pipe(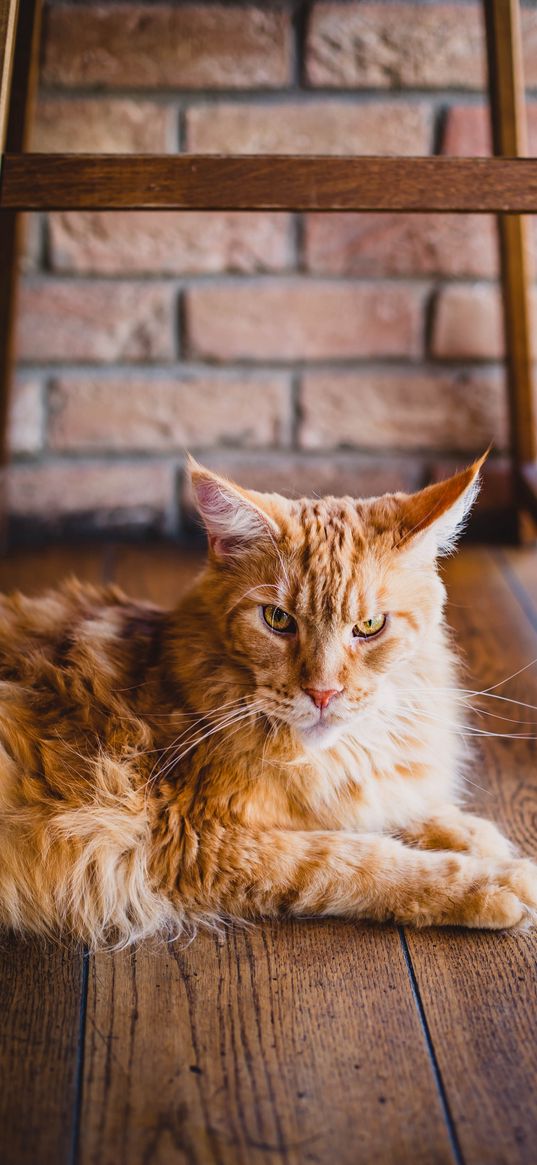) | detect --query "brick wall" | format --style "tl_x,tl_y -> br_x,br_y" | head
9,0 -> 537,538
